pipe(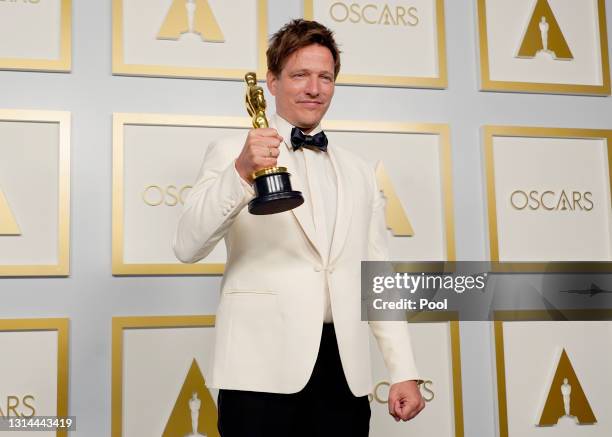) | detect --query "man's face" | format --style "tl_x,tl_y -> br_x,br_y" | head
267,44 -> 335,133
